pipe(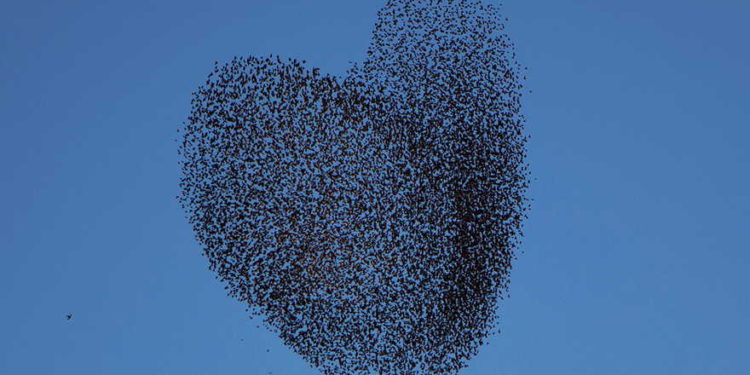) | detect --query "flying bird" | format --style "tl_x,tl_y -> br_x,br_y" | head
178,0 -> 529,374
